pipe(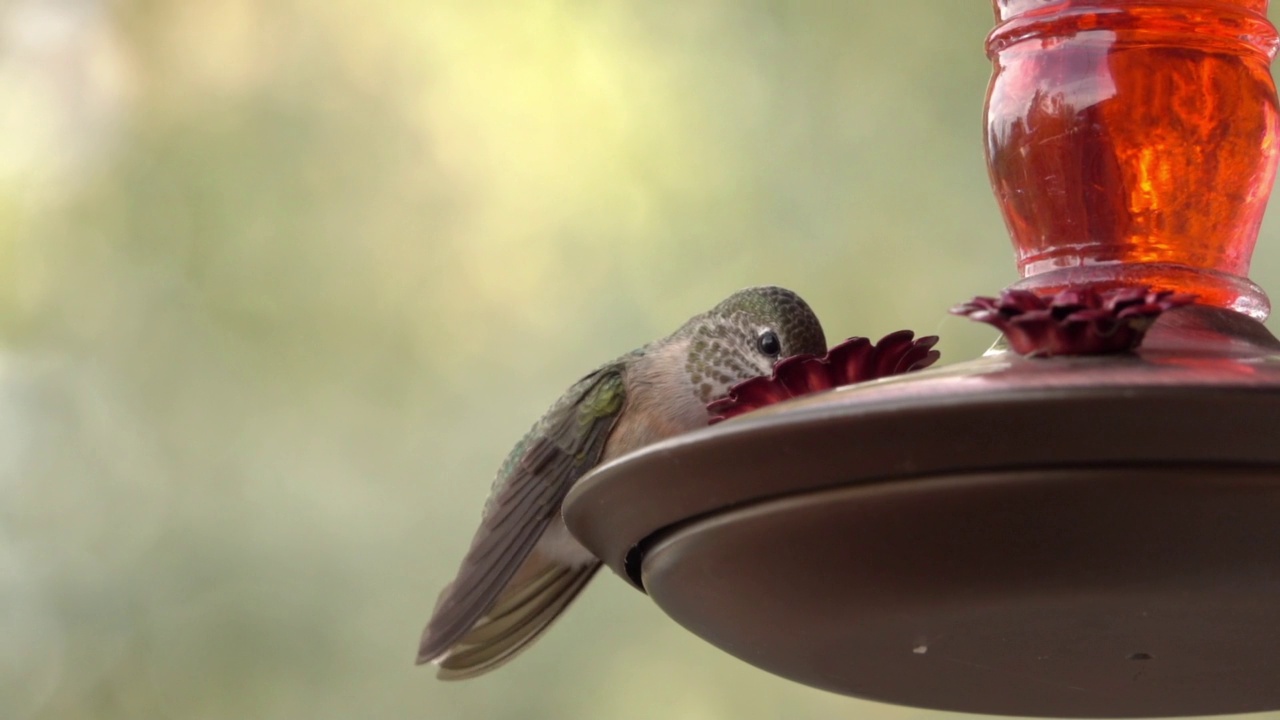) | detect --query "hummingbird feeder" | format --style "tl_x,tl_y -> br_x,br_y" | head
564,1 -> 1280,716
